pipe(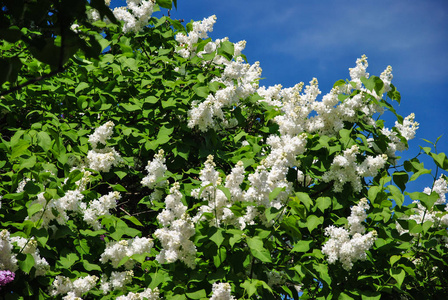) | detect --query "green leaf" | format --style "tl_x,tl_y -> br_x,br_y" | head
241,279 -> 257,298
361,76 -> 384,95
186,289 -> 207,299
28,203 -> 43,217
390,255 -> 401,266
390,268 -> 405,288
216,185 -> 231,201
392,172 -> 409,192
20,155 -> 37,170
241,279 -> 272,298
209,227 -> 225,248
11,140 -> 30,159
339,128 -> 354,147
333,79 -> 346,88
83,260 -> 102,271
247,237 -> 272,262
37,131 -> 52,152
157,125 -> 174,145
31,227 -> 49,247
193,85 -> 209,98
292,240 -> 312,253
406,191 -> 439,210
149,271 -> 170,289
217,40 -> 235,60
361,291 -> 381,300
123,215 -> 143,226
294,192 -> 313,211
315,197 -> 331,212
111,184 -> 128,192
121,102 -> 141,111
387,185 -> 404,207
156,0 -> 172,9
228,229 -> 243,247
57,253 -> 79,269
430,152 -> 448,169
18,253 -> 35,274
338,292 -> 355,300
306,215 -> 323,233
75,82 -> 90,94
368,186 -> 381,204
